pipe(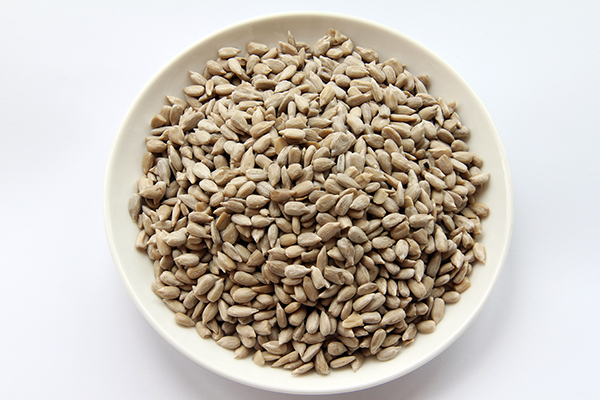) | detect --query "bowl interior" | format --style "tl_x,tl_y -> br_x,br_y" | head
104,12 -> 513,395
